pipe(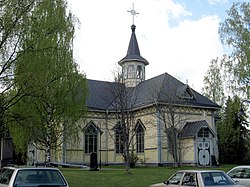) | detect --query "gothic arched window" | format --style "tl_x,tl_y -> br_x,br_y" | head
135,121 -> 145,153
115,123 -> 124,154
84,122 -> 98,153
